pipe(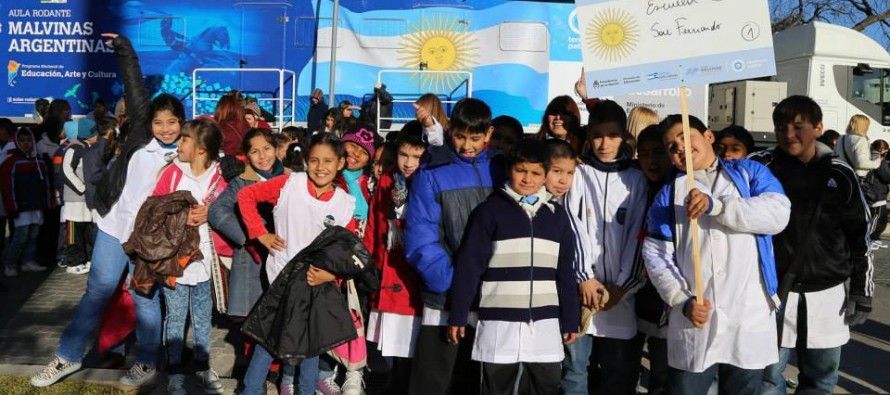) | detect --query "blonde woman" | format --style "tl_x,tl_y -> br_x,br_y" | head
627,106 -> 659,156
836,114 -> 879,176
